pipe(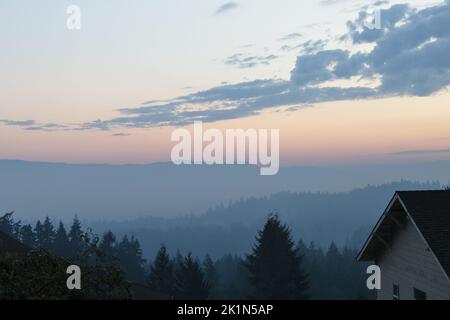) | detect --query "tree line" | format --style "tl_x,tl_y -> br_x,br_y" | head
146,215 -> 373,300
0,212 -> 373,299
0,212 -> 146,283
